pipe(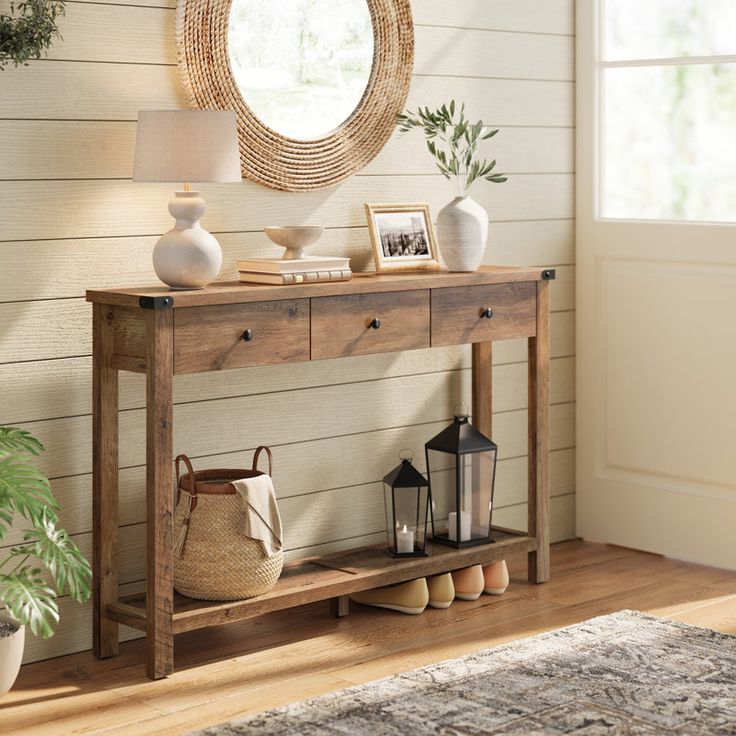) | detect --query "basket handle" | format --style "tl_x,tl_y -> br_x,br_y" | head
175,454 -> 197,509
252,445 -> 273,476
